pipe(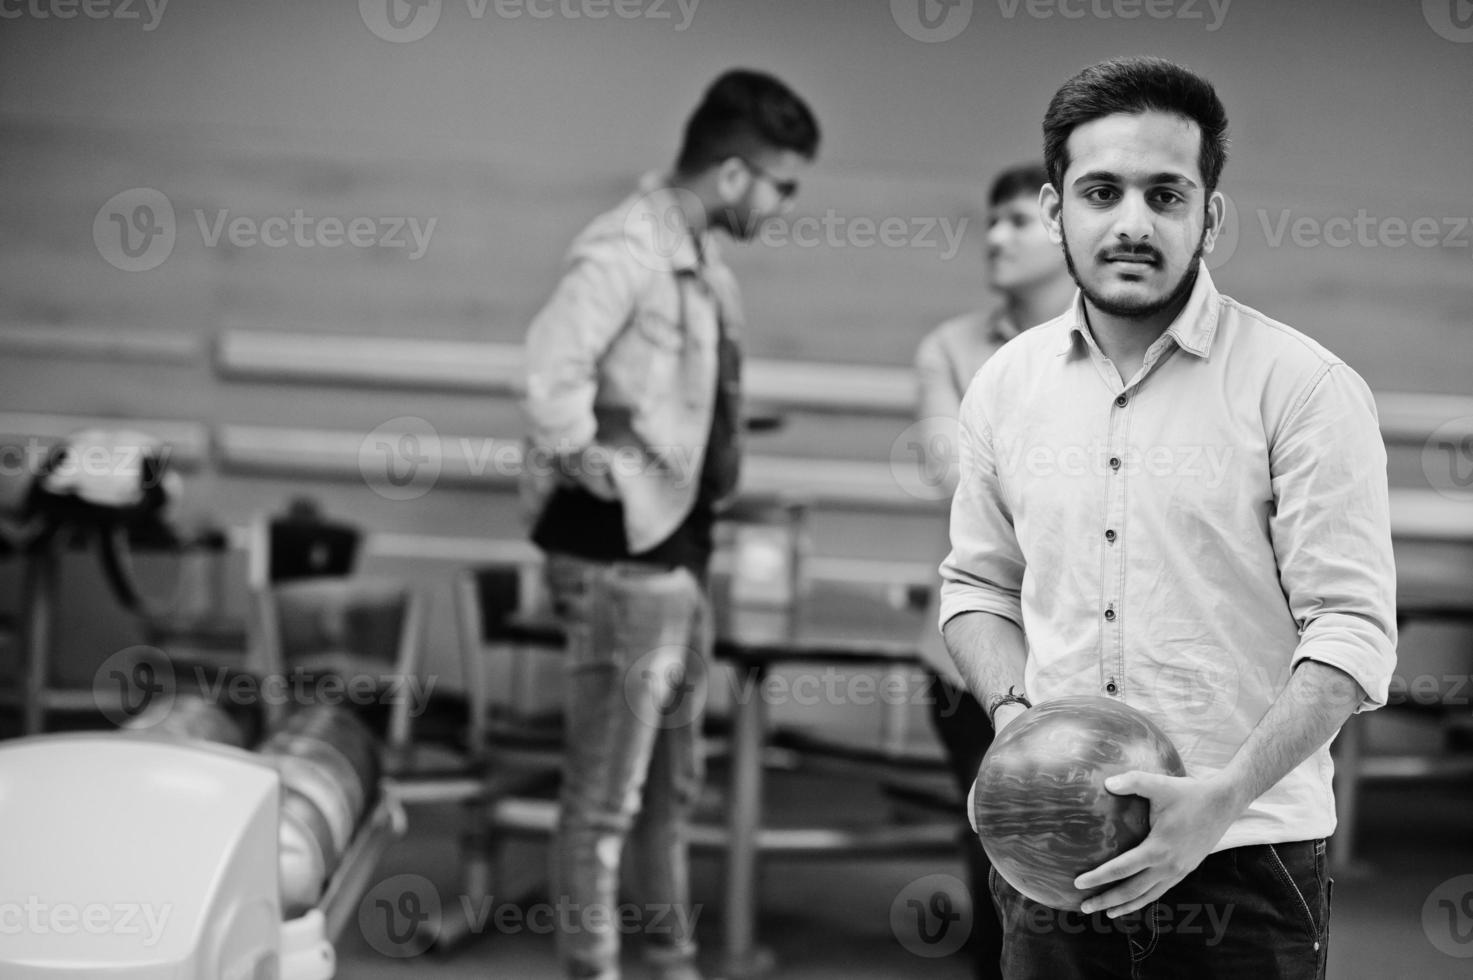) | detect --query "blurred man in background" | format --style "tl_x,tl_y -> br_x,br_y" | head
521,69 -> 819,980
912,161 -> 1074,979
